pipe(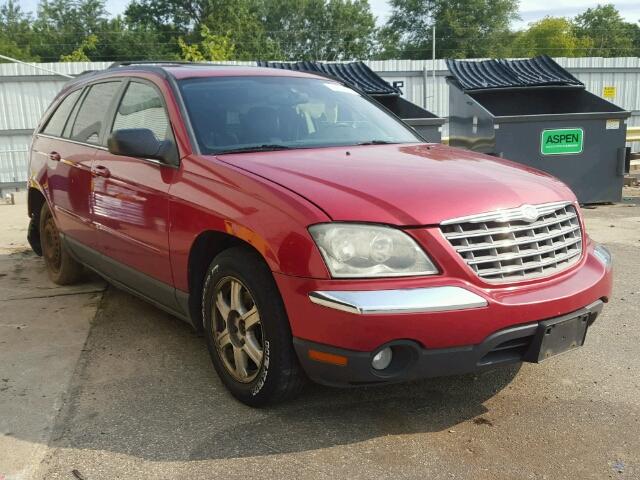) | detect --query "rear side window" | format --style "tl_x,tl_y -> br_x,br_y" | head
42,89 -> 82,137
112,82 -> 171,141
70,81 -> 121,144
